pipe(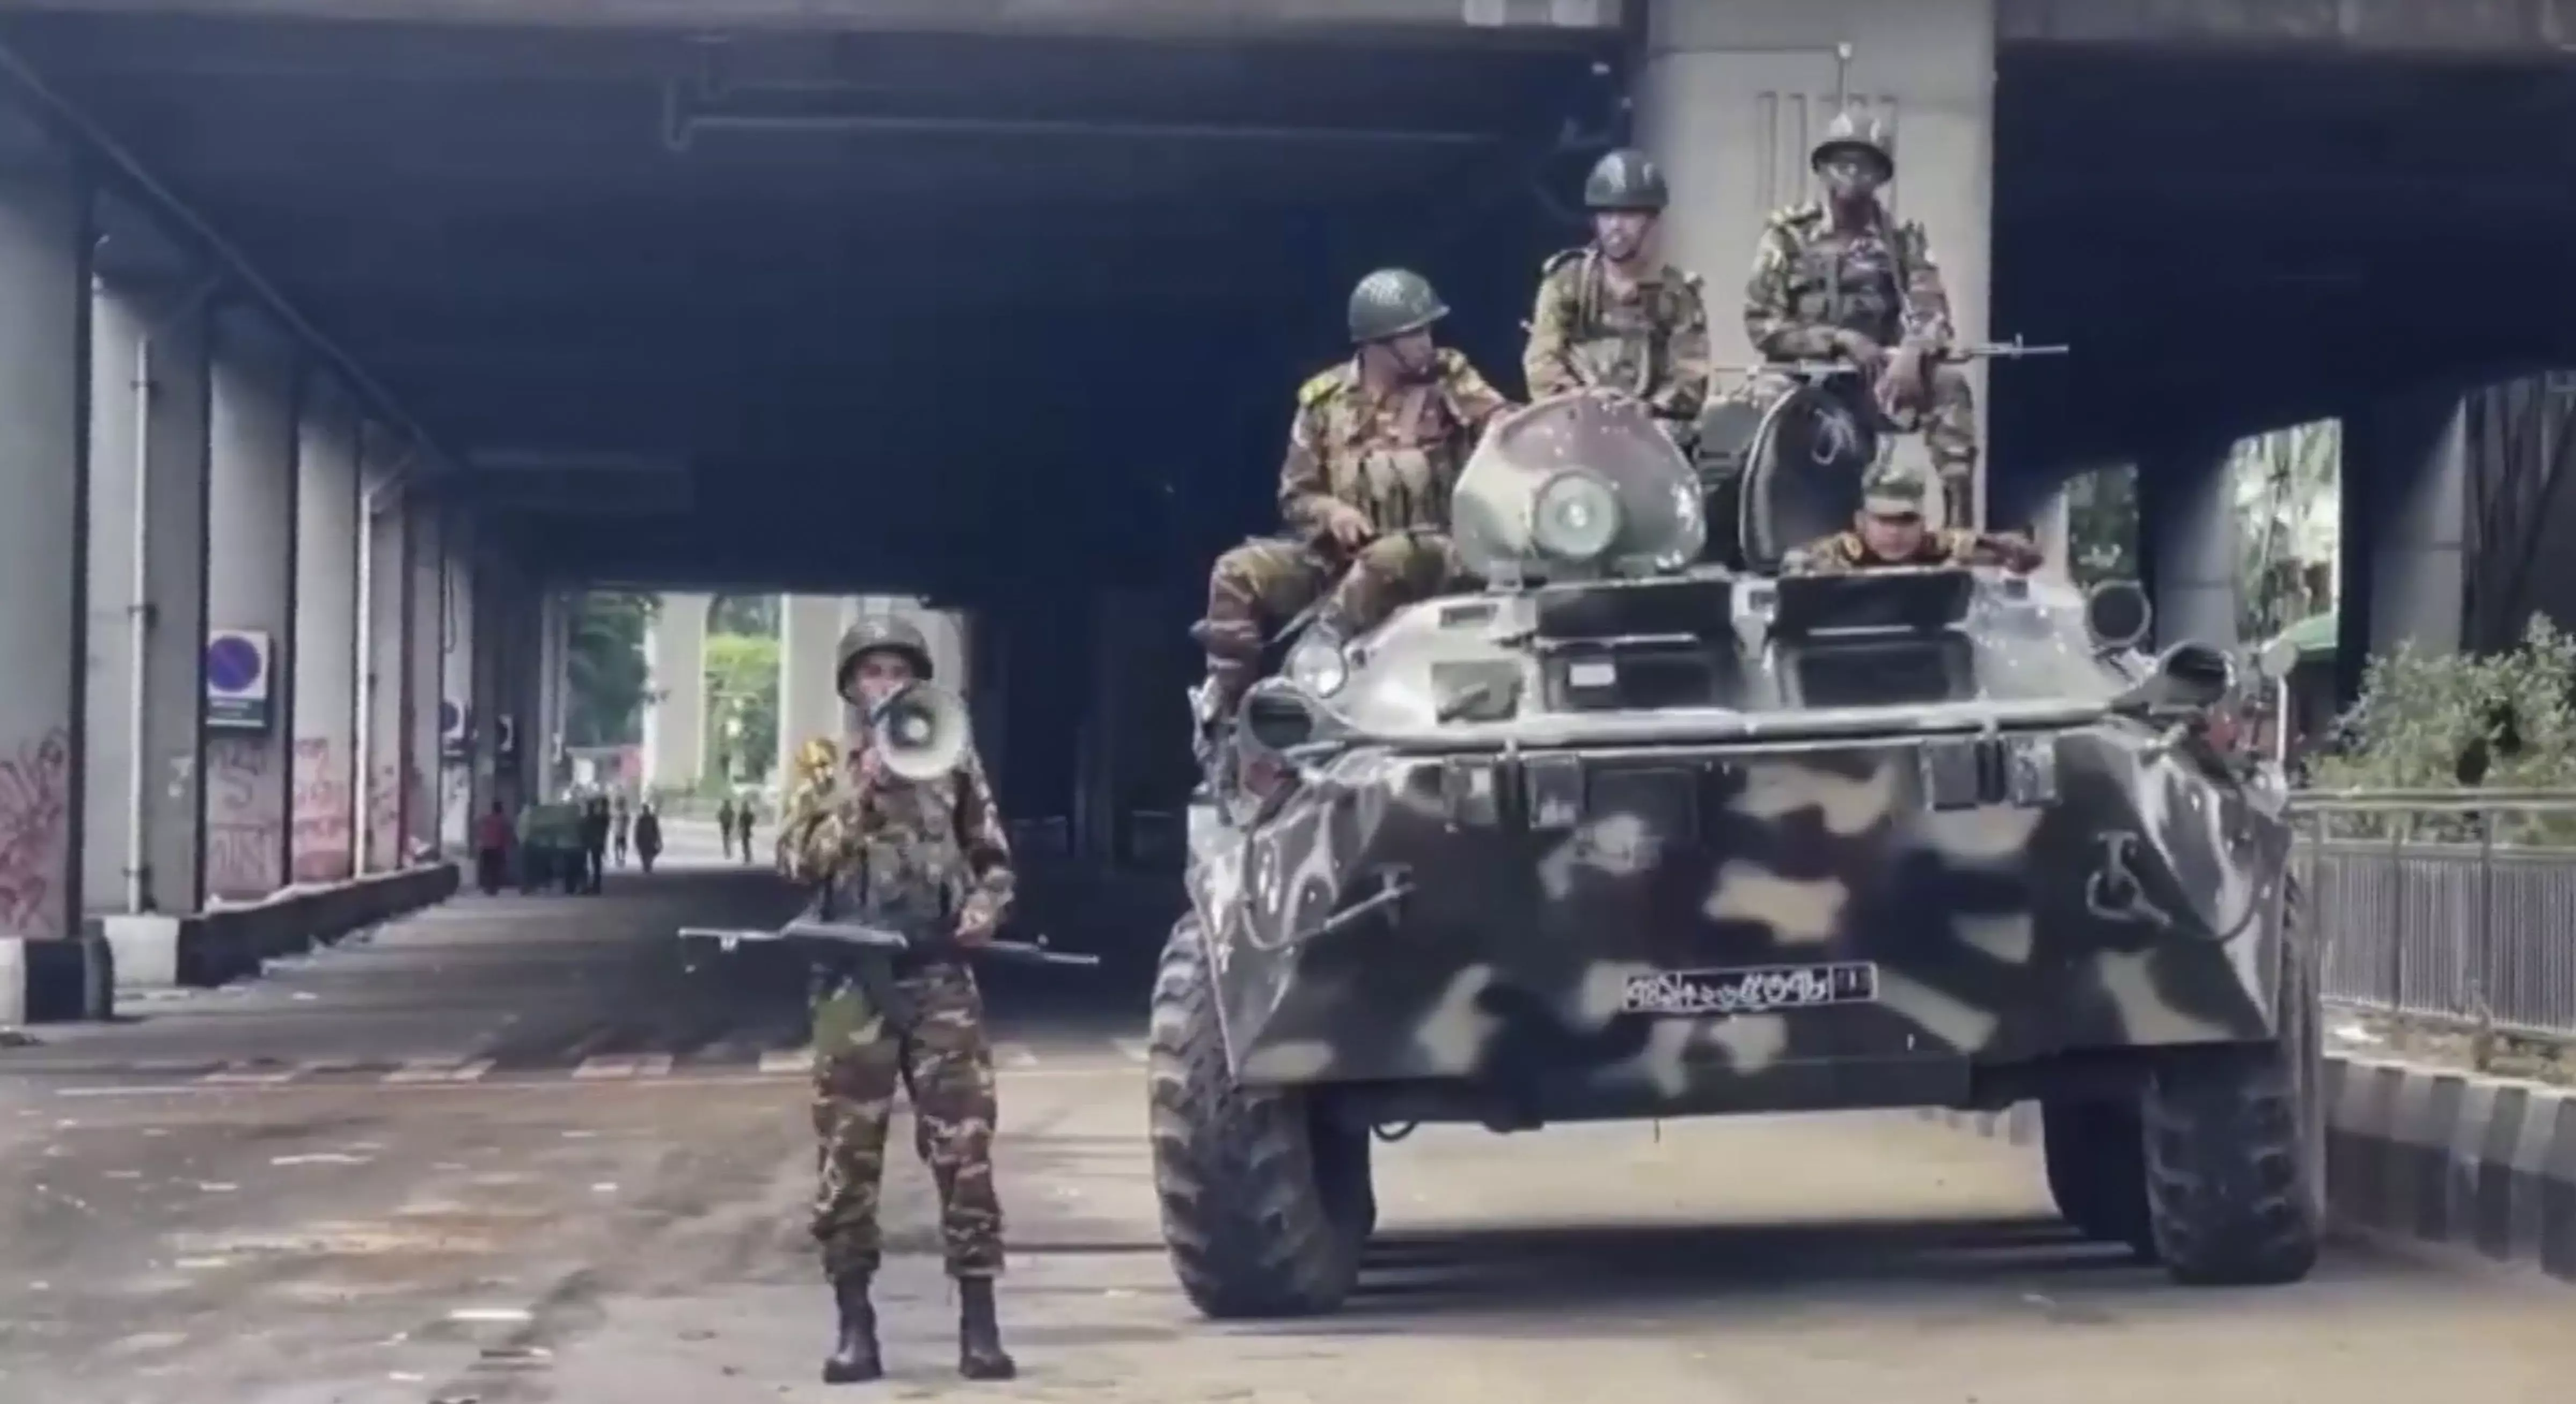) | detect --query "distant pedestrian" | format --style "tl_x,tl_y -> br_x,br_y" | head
633,805 -> 663,873
474,800 -> 512,895
733,800 -> 757,862
613,799 -> 633,867
716,798 -> 740,860
581,797 -> 612,893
